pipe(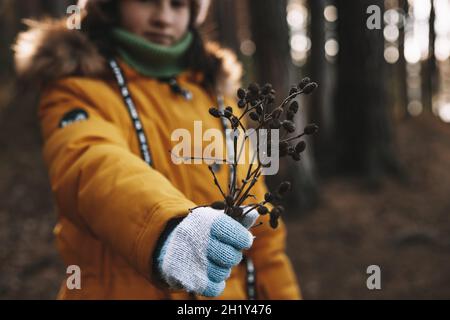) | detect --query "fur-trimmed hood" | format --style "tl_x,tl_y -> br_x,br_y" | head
13,19 -> 242,96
